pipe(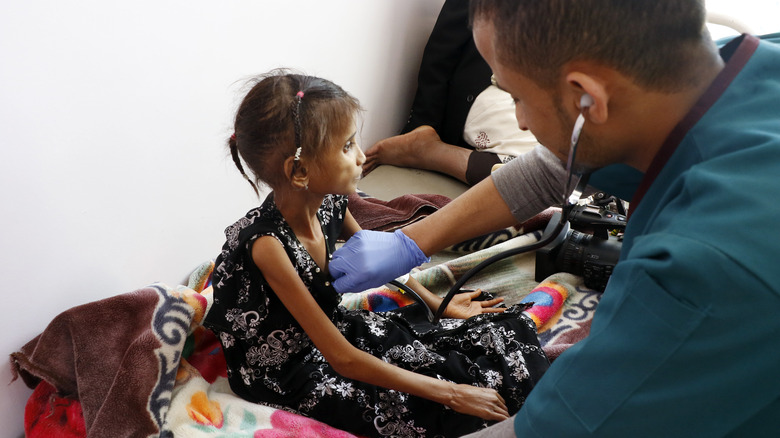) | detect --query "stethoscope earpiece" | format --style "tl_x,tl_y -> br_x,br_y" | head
580,93 -> 594,110
564,93 -> 594,207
